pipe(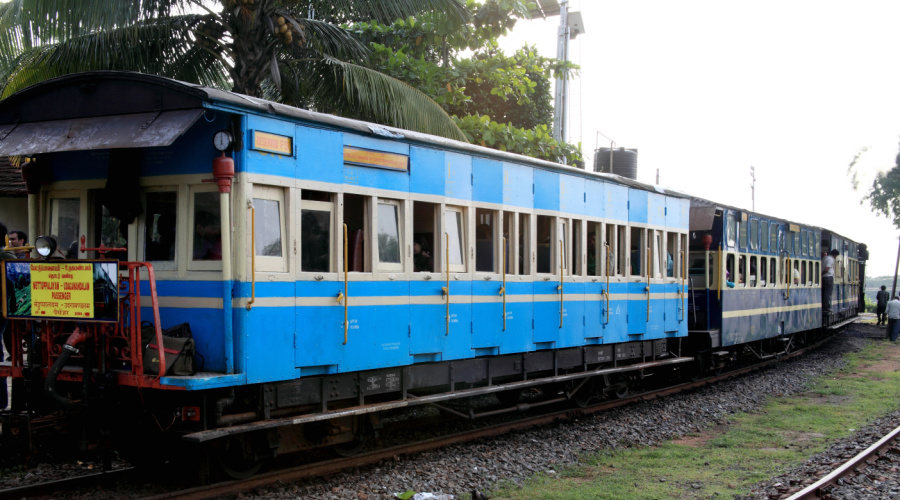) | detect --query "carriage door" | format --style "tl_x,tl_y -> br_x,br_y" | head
663,231 -> 680,334
471,208 -> 502,354
441,206 -> 472,353
296,189 -> 343,369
